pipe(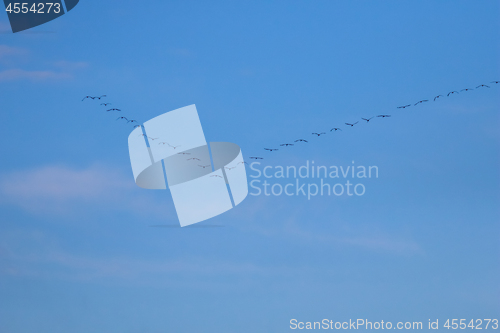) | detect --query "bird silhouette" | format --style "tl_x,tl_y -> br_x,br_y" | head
148,137 -> 158,141
312,132 -> 326,136
345,122 -> 358,127
198,164 -> 211,168
187,158 -> 201,161
250,157 -> 263,159
116,116 -> 128,121
82,95 -> 105,101
128,120 -> 139,124
414,100 -> 428,105
133,125 -> 141,129
101,103 -> 111,106
377,115 -> 391,118
490,81 -> 499,84
177,152 -> 190,155
264,148 -> 279,151
447,91 -> 459,96
169,144 -> 181,149
280,143 -> 294,146
361,117 -> 373,122
294,139 -> 308,142
107,108 -> 121,112
434,95 -> 443,101
397,104 -> 411,109
460,88 -> 473,92
330,128 -> 342,131
211,175 -> 223,178
476,84 -> 490,88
